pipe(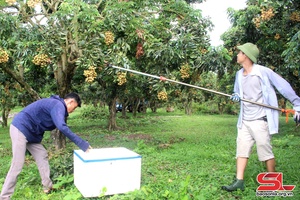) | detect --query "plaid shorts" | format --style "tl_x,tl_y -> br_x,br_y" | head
236,119 -> 274,161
